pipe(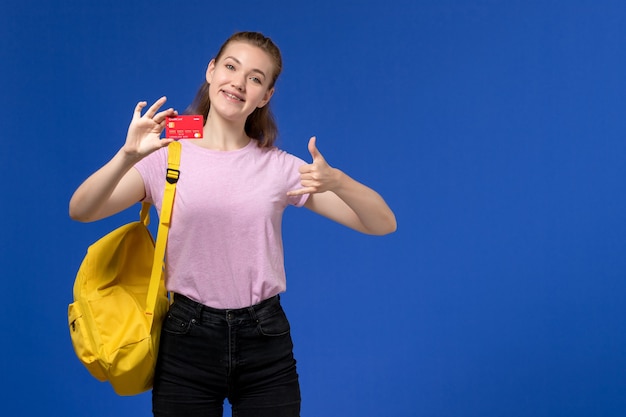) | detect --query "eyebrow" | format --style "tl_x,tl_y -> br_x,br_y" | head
224,56 -> 267,79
